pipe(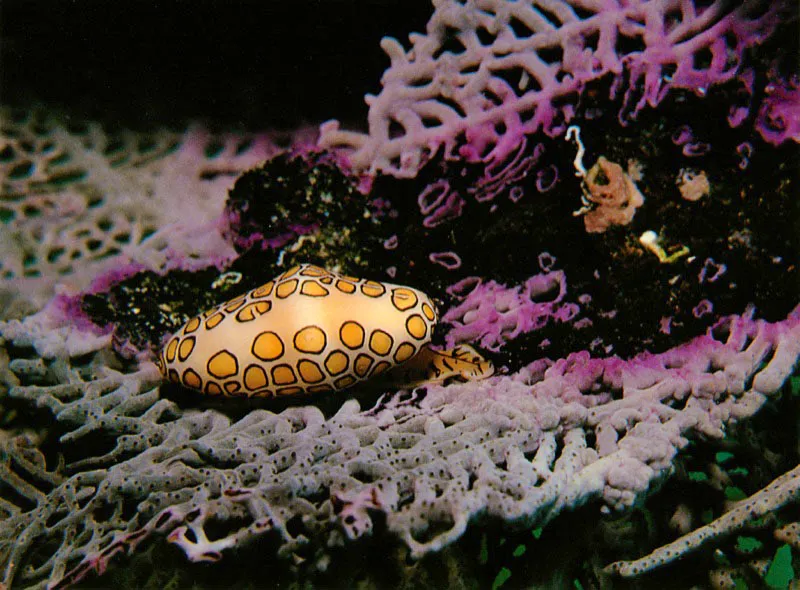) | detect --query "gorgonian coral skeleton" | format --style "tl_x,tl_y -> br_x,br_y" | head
320,0 -> 792,177
0,0 -> 797,587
